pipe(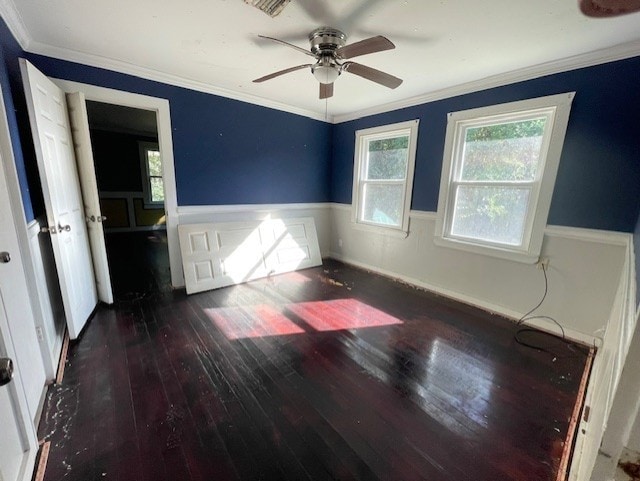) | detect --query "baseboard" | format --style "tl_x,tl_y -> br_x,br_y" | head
327,251 -> 599,346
